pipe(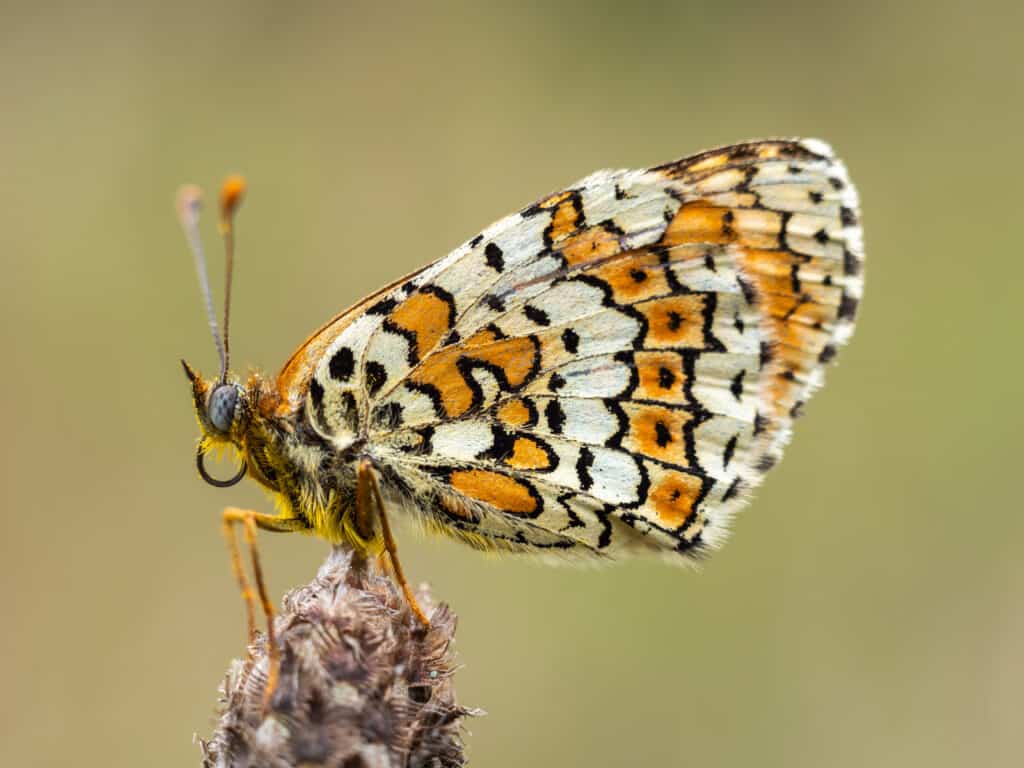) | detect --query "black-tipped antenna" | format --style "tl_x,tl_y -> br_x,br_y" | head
218,176 -> 246,384
177,185 -> 227,379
